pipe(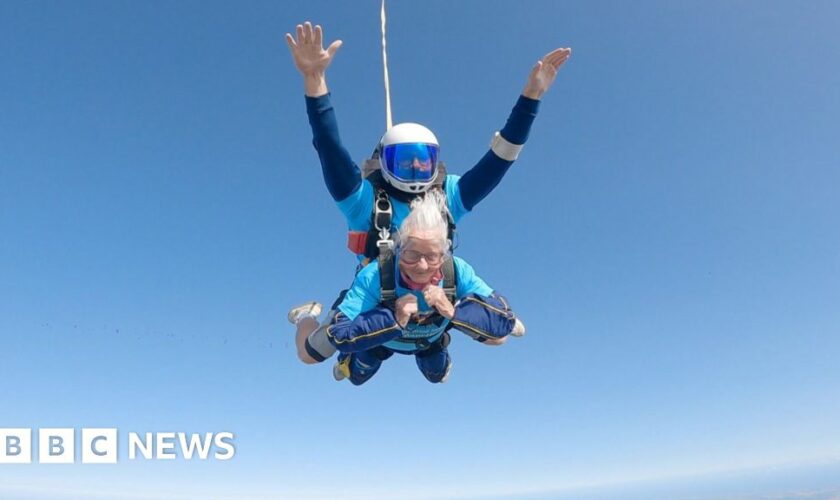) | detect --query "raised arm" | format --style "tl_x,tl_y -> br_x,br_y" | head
285,22 -> 361,201
457,47 -> 572,211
